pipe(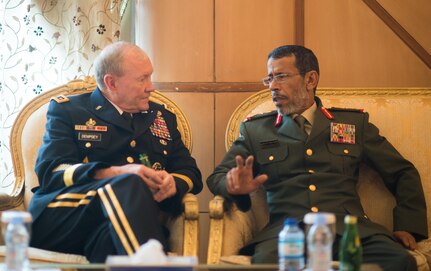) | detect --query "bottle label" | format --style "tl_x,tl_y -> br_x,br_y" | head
278,239 -> 304,257
309,249 -> 331,271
